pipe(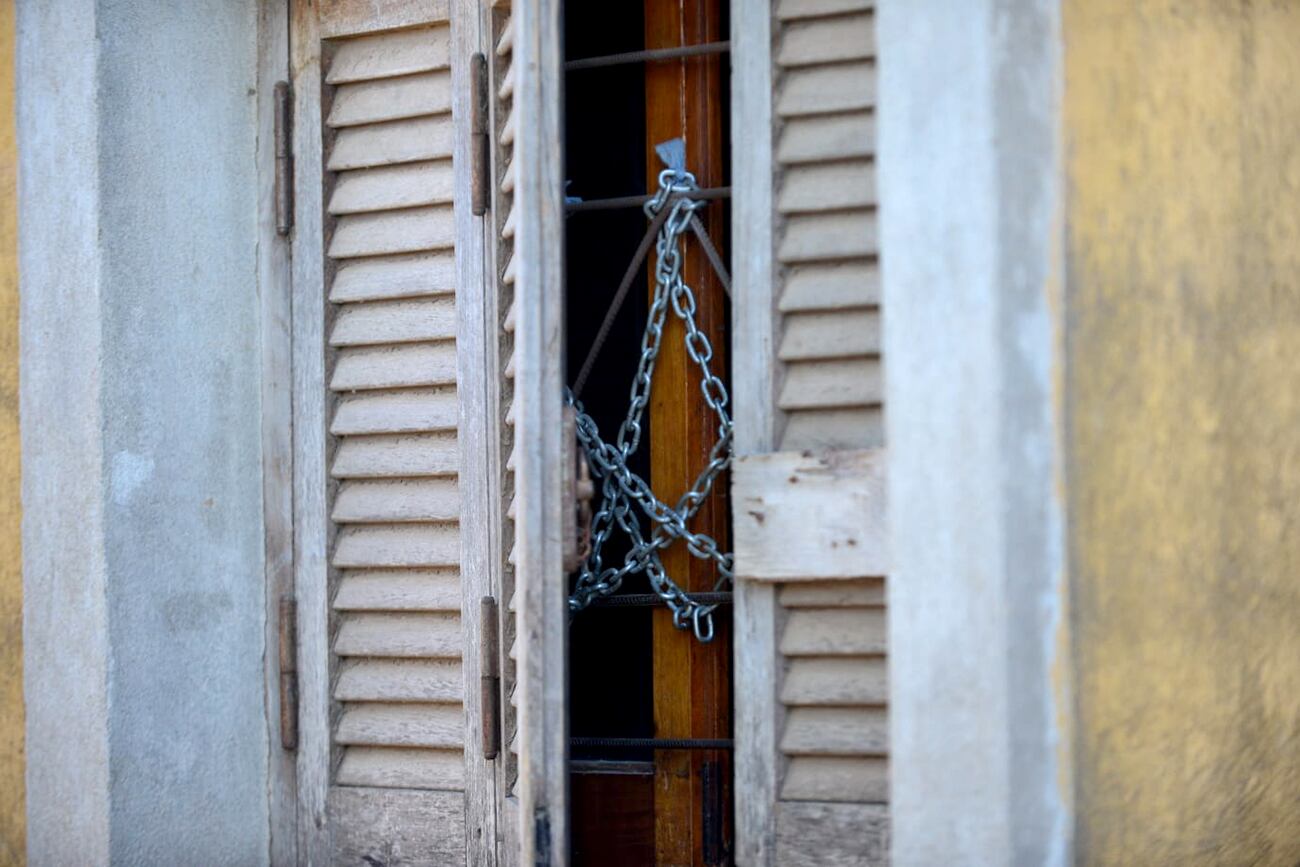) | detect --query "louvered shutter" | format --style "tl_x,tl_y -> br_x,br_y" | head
732,2 -> 888,866
289,3 -> 500,863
